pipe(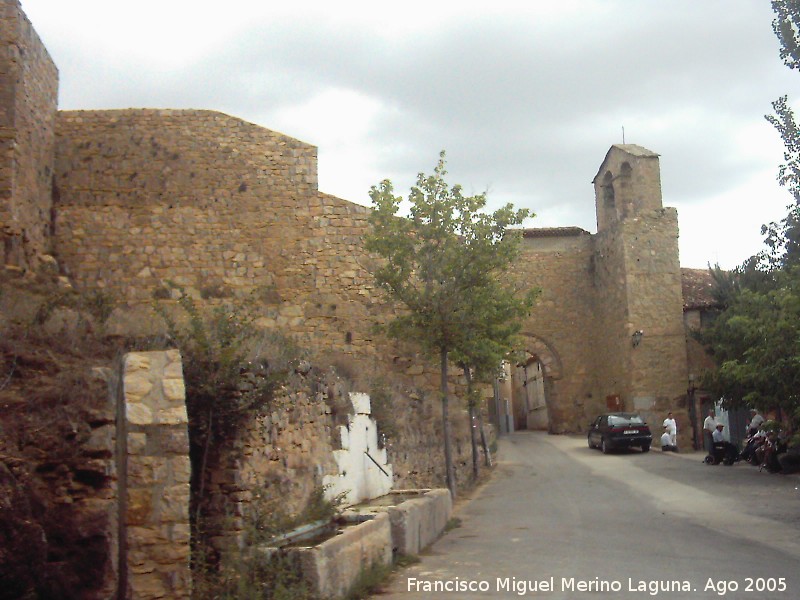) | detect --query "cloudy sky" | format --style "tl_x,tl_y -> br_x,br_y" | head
20,0 -> 798,268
